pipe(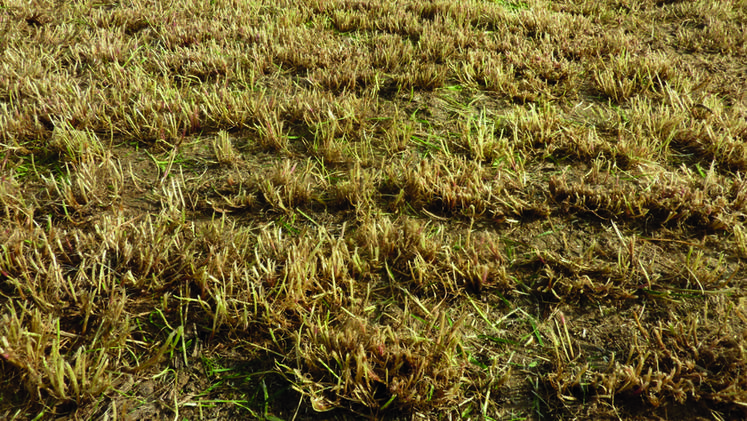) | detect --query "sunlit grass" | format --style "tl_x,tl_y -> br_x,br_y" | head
2,0 -> 747,419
